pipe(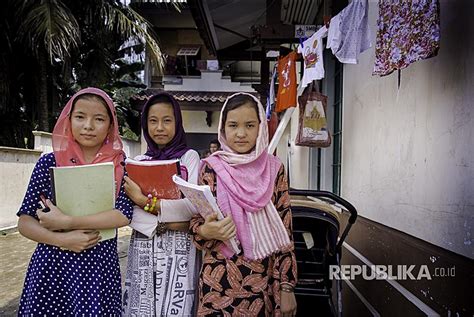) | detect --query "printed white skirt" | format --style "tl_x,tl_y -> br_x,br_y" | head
123,230 -> 201,316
